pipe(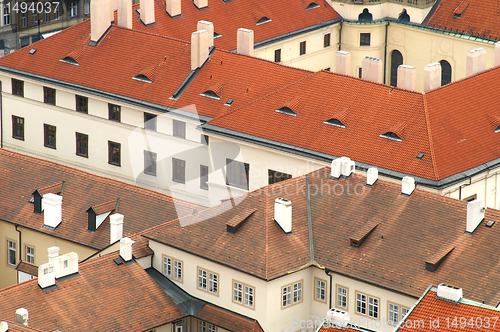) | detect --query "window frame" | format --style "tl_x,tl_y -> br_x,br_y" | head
3,3 -> 10,25
75,95 -> 88,113
200,165 -> 209,190
356,291 -> 367,315
368,295 -> 380,319
25,244 -> 35,264
172,119 -> 186,139
299,41 -> 307,56
69,1 -> 78,17
144,150 -> 157,176
281,280 -> 303,309
232,279 -> 256,309
323,33 -> 331,48
336,284 -> 349,310
197,267 -> 219,296
12,78 -> 24,97
388,302 -> 400,326
360,32 -> 371,46
172,158 -> 186,184
12,115 -> 24,140
108,103 -> 121,122
75,132 -> 89,158
356,291 -> 380,320
199,320 -> 217,332
314,277 -> 327,303
108,141 -> 121,166
162,255 -> 183,283
7,239 -> 16,266
274,48 -> 282,63
43,86 -> 56,105
225,158 -> 250,190
43,123 -> 57,149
